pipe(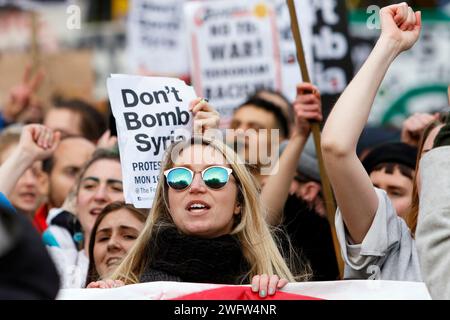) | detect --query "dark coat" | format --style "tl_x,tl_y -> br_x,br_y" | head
281,194 -> 340,281
0,193 -> 60,299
